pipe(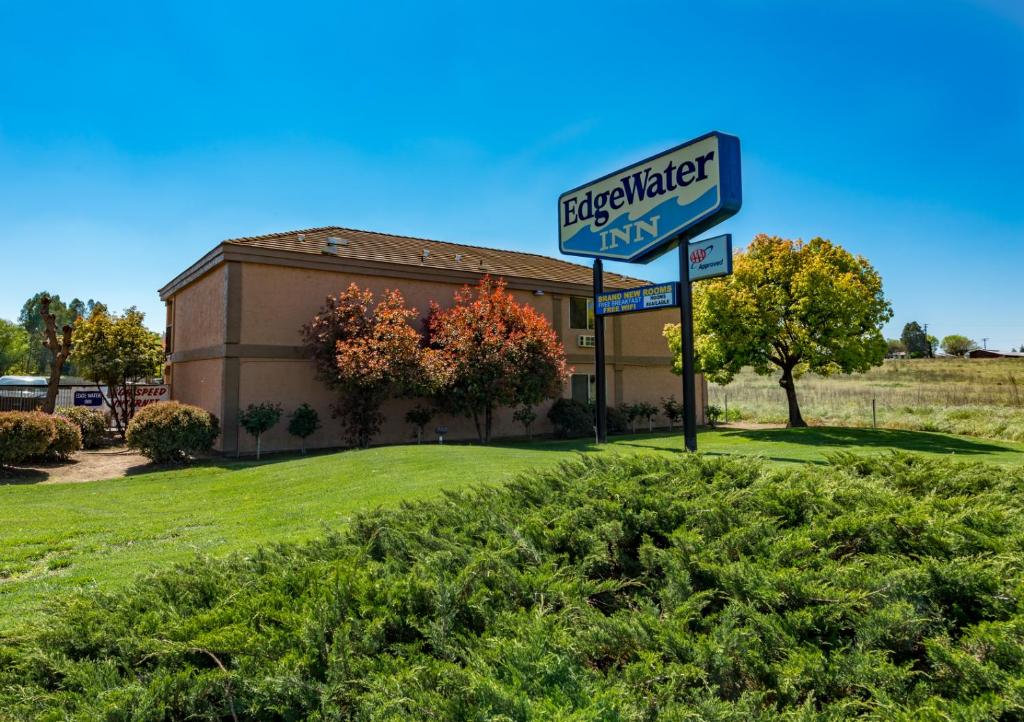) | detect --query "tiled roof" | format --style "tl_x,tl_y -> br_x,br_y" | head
223,226 -> 649,289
